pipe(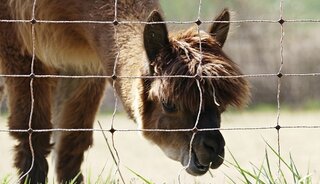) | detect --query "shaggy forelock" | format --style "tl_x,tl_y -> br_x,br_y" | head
149,28 -> 250,112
